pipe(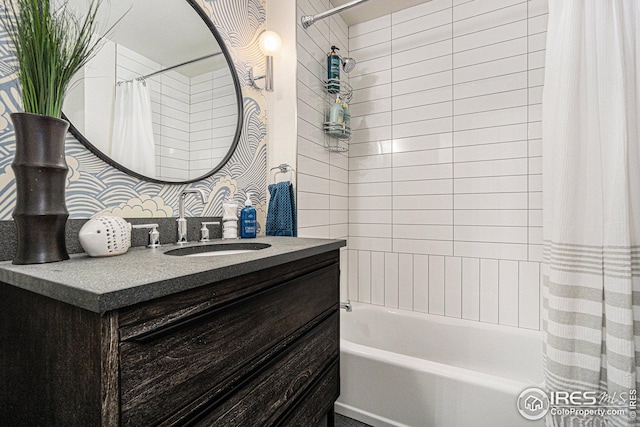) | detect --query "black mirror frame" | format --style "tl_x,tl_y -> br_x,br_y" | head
64,0 -> 244,185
